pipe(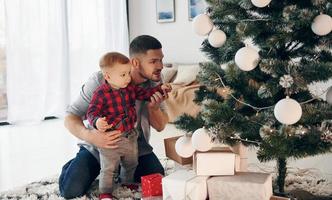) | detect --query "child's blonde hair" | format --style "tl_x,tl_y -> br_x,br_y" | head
99,52 -> 130,70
